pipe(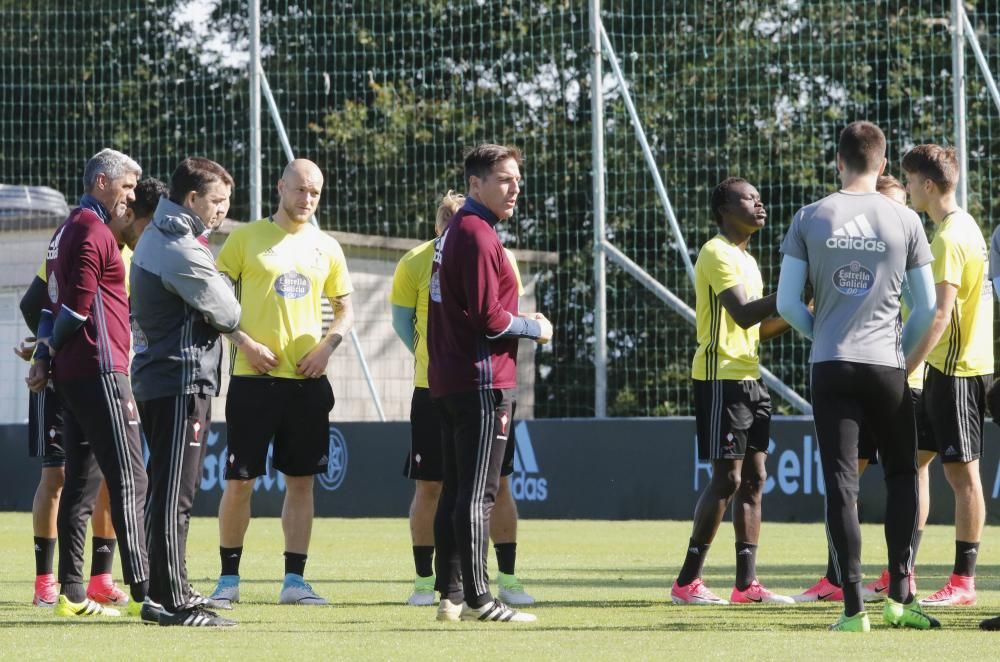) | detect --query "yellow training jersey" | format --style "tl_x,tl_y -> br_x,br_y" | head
390,240 -> 524,389
691,234 -> 763,381
927,210 -> 993,377
217,219 -> 353,379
